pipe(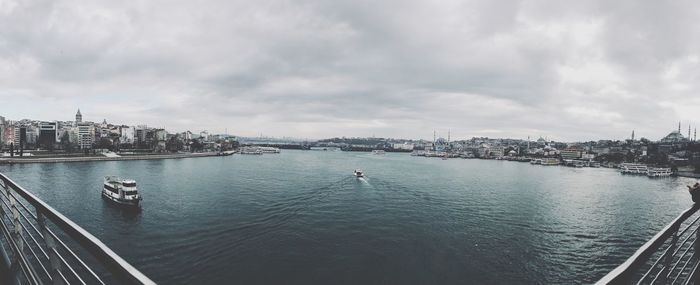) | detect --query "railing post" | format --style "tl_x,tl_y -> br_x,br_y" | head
38,211 -> 63,285
662,228 -> 679,283
6,185 -> 25,280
